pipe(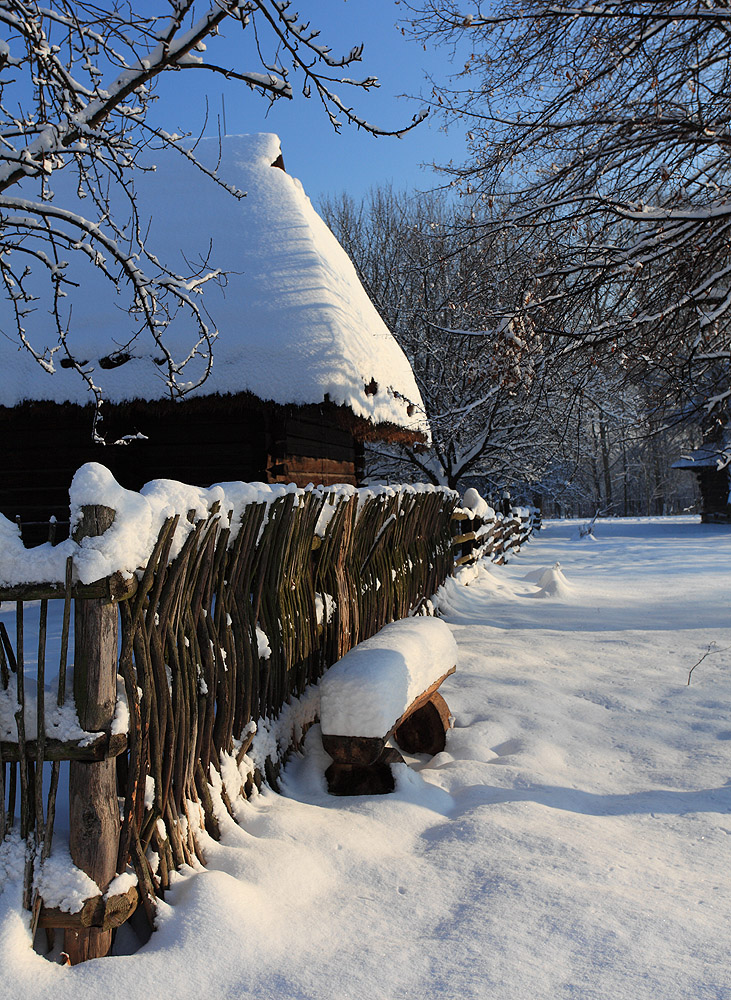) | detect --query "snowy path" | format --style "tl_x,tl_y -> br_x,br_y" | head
2,517 -> 730,999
